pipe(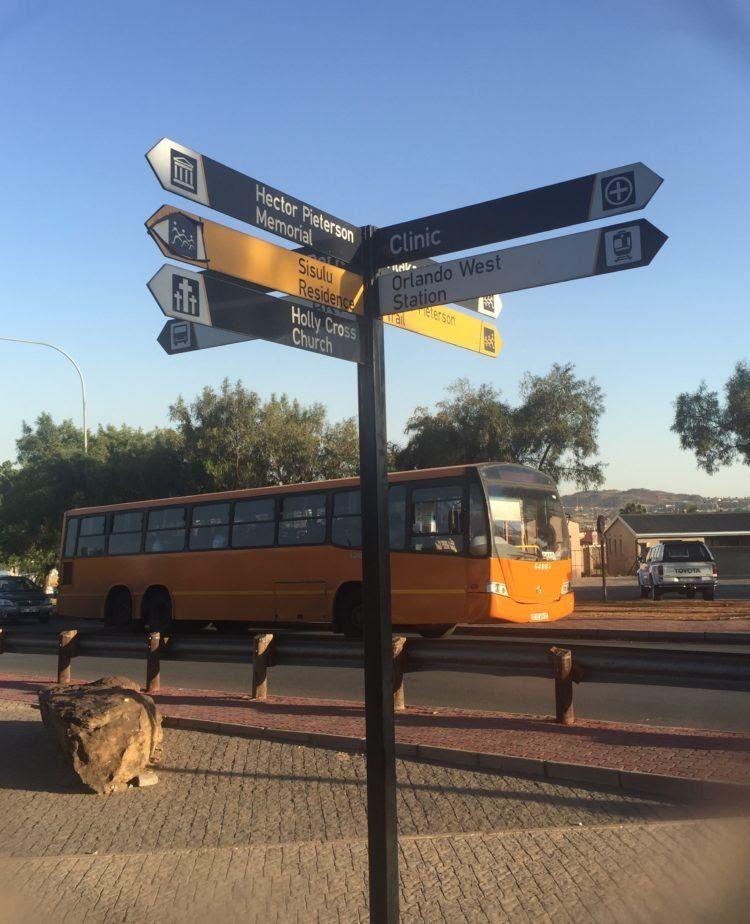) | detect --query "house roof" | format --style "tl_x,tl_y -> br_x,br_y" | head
611,512 -> 750,538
